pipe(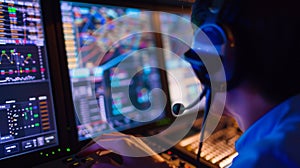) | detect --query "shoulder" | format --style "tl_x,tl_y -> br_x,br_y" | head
230,97 -> 300,168
230,130 -> 300,168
